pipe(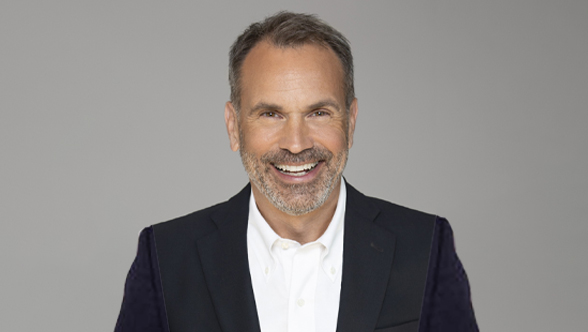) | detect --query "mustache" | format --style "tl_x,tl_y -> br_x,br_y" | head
261,147 -> 333,164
